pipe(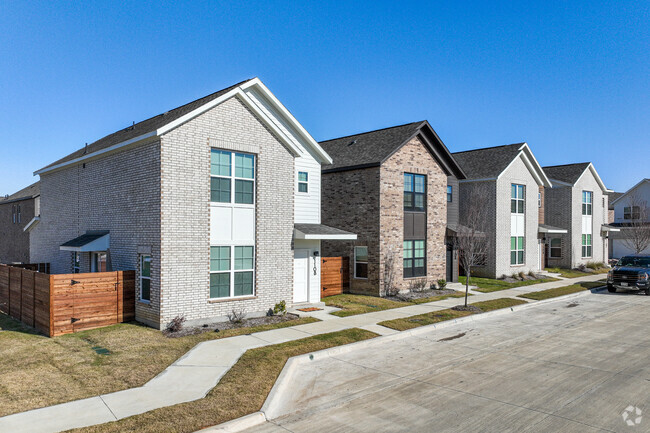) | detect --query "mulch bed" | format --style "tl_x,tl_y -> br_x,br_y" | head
163,313 -> 302,338
386,288 -> 457,302
296,307 -> 323,312
451,305 -> 482,313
